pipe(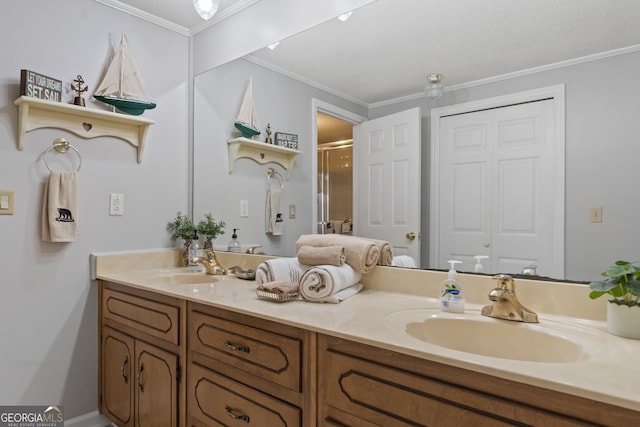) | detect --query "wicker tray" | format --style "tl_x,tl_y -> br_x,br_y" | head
256,289 -> 299,303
